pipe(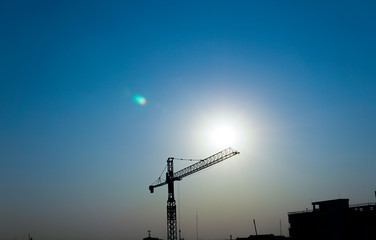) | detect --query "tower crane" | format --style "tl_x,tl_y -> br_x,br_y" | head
149,147 -> 240,240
